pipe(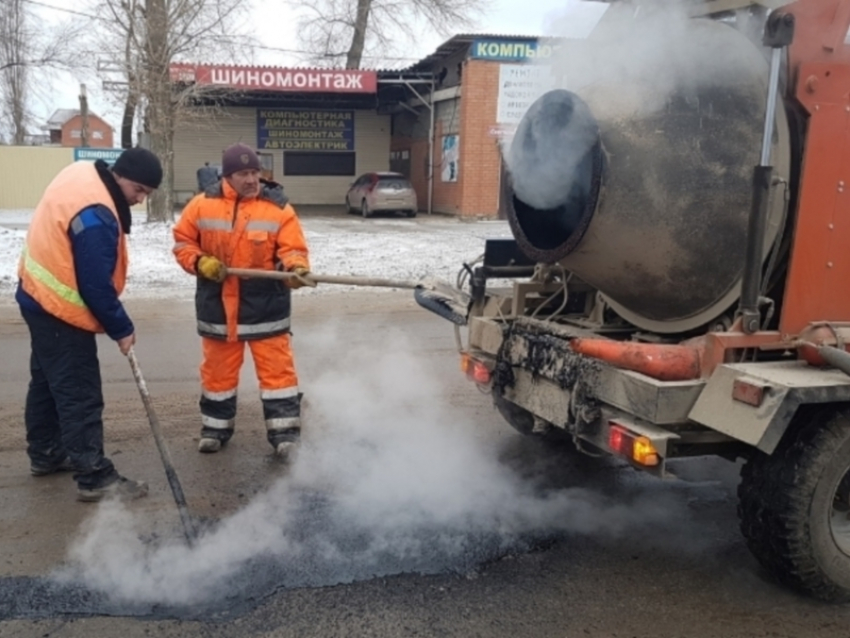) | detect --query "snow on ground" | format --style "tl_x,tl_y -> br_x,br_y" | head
0,210 -> 512,303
